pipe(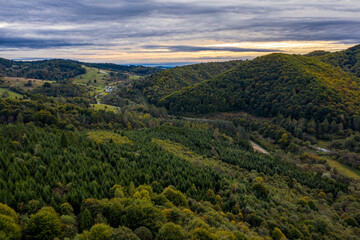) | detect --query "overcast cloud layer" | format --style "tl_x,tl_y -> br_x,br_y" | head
0,0 -> 359,64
